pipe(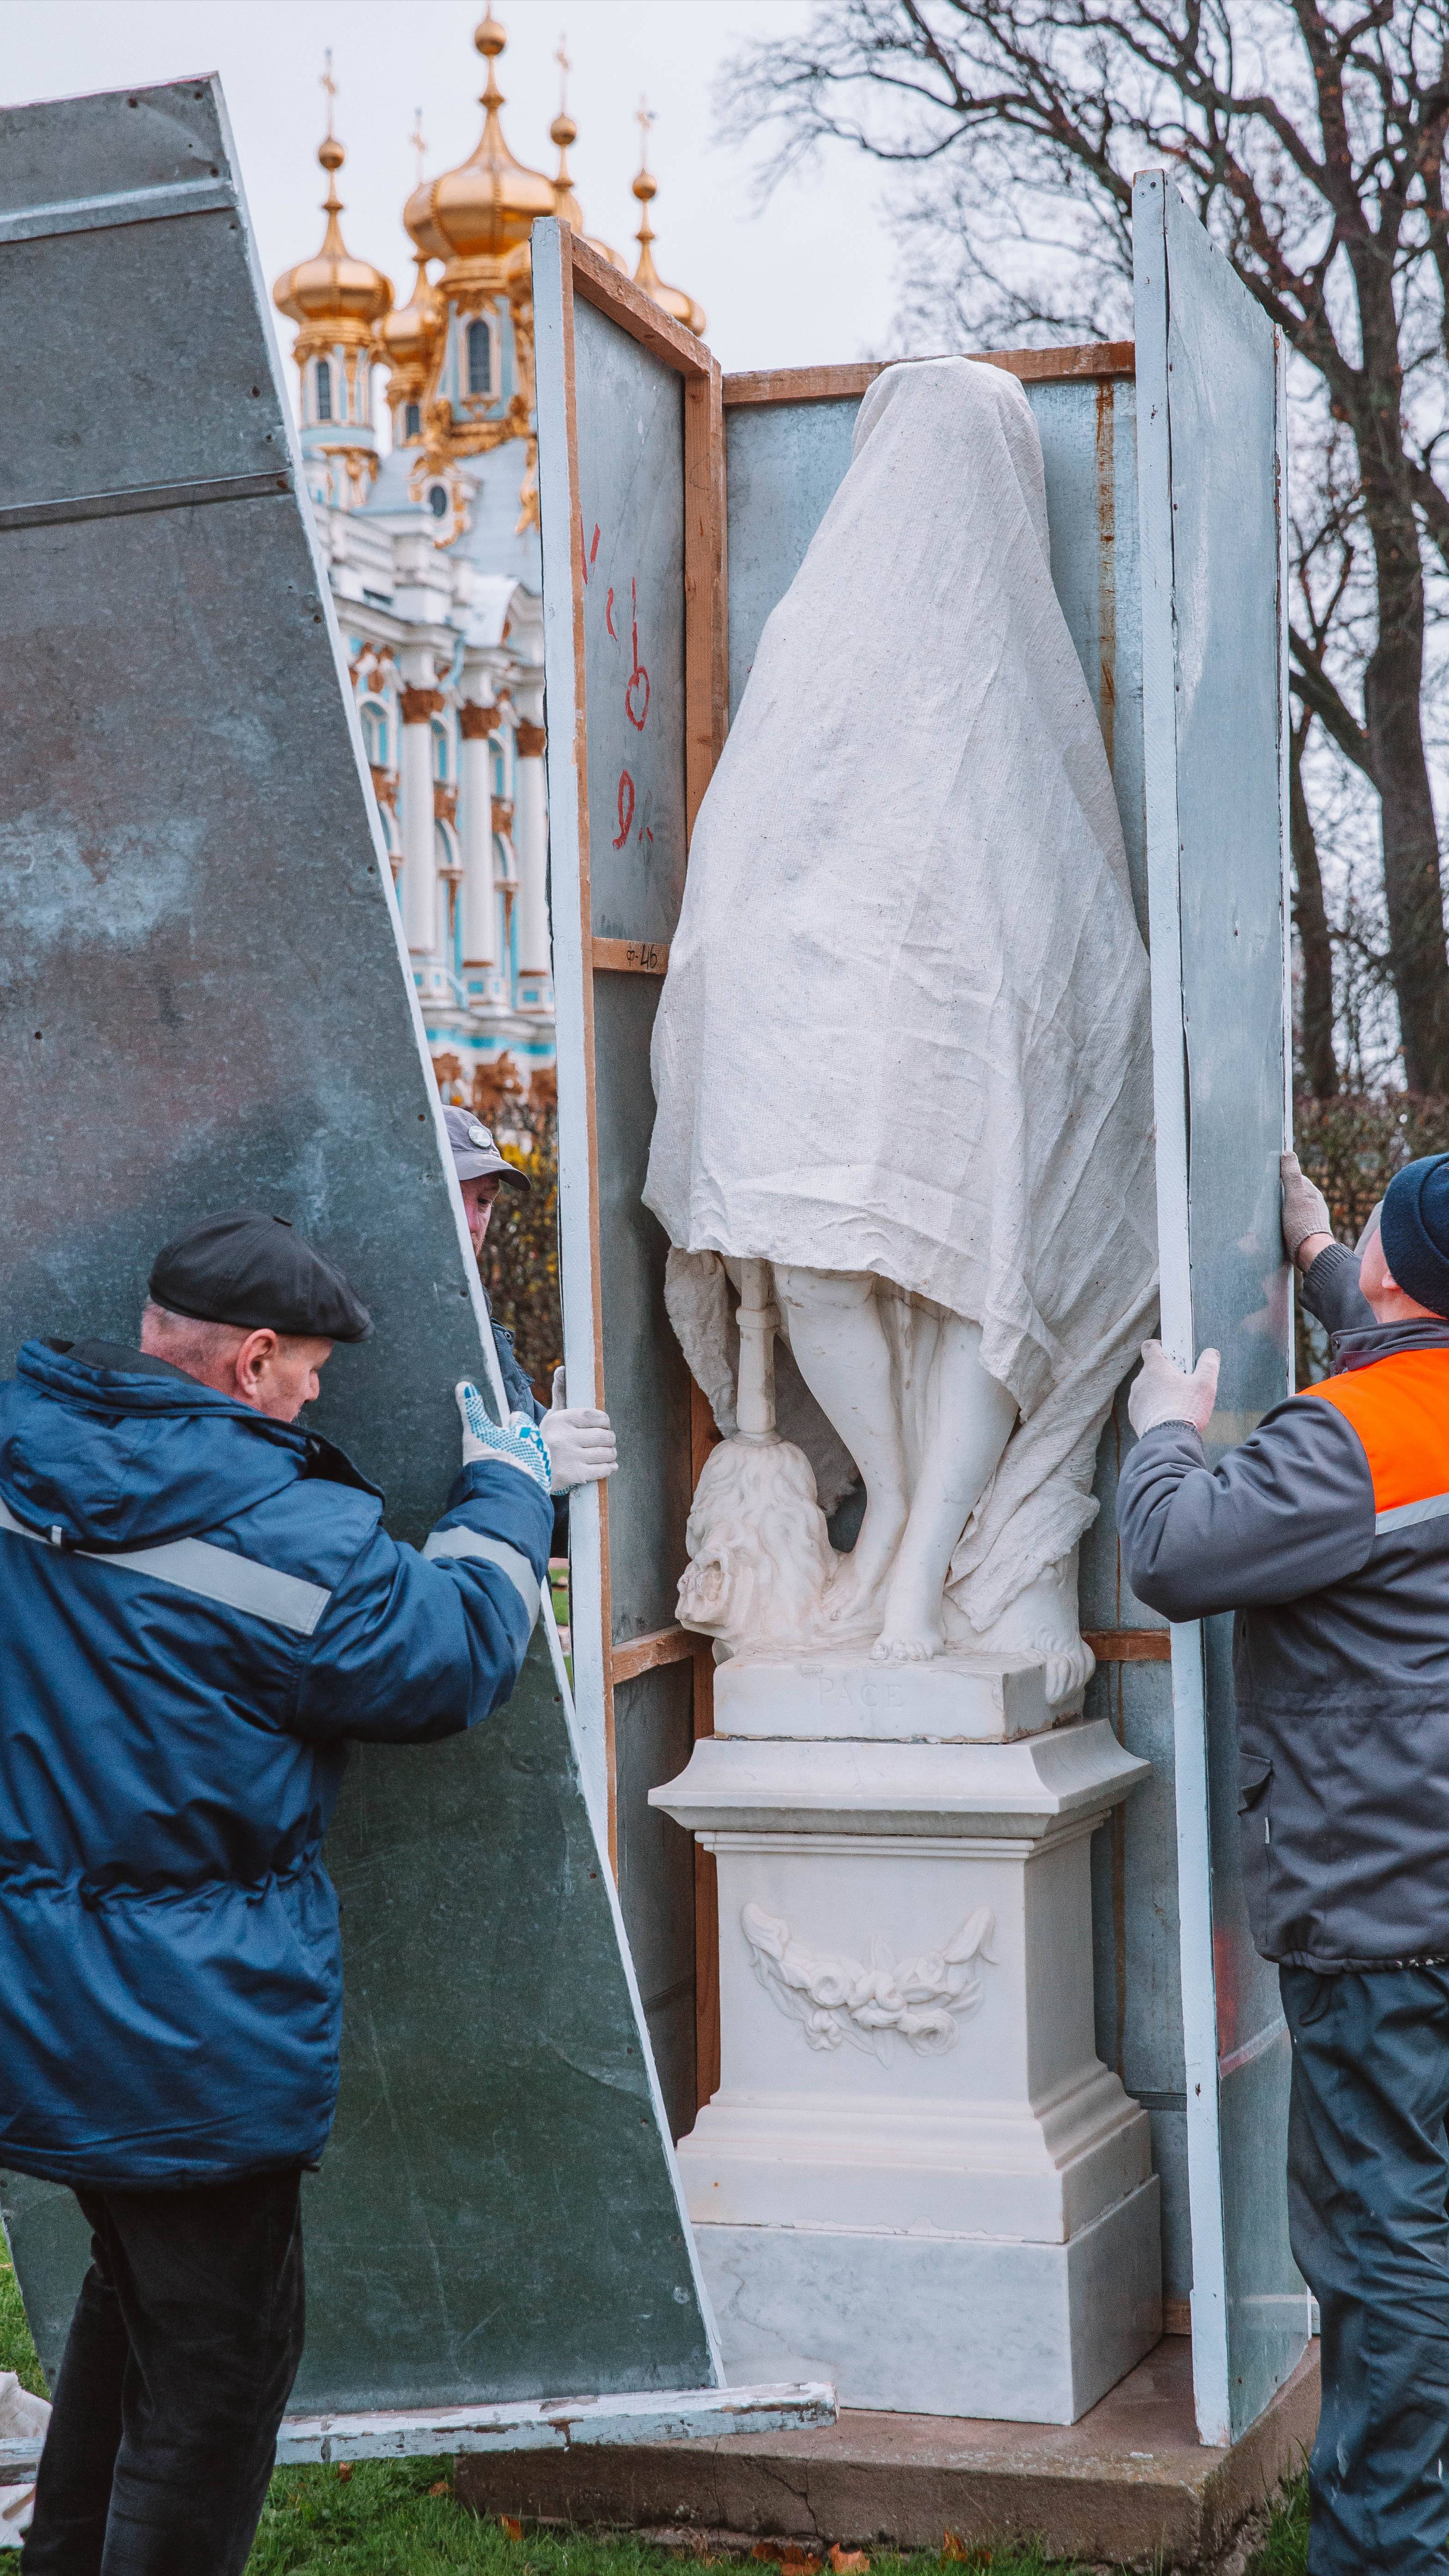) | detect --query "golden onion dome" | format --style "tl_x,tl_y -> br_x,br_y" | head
631,160 -> 705,337
379,248 -> 441,373
549,104 -> 627,273
273,135 -> 393,337
405,14 -> 555,267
